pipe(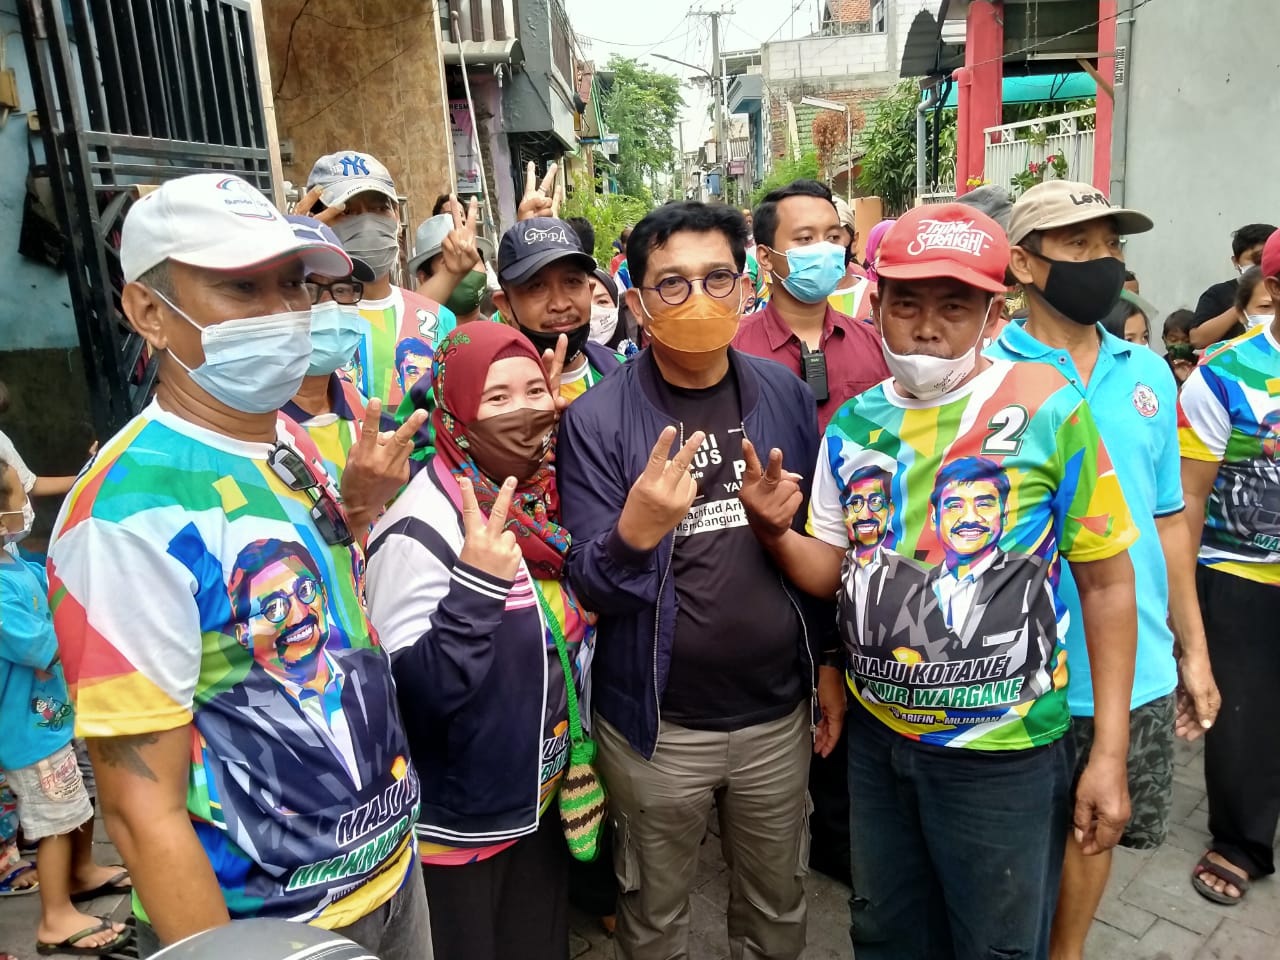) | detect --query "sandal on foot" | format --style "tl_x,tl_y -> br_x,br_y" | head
0,861 -> 39,896
36,919 -> 130,956
70,868 -> 131,904
1191,852 -> 1251,905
